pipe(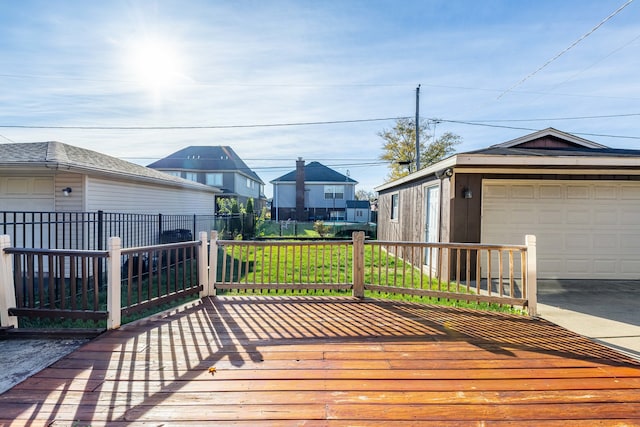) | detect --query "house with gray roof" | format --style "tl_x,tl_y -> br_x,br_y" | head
147,146 -> 266,211
0,141 -> 219,214
375,127 -> 640,280
271,159 -> 358,221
